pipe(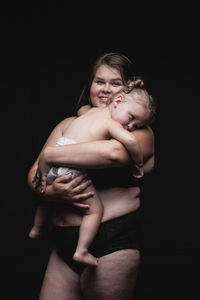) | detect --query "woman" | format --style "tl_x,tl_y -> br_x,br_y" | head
28,52 -> 155,299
